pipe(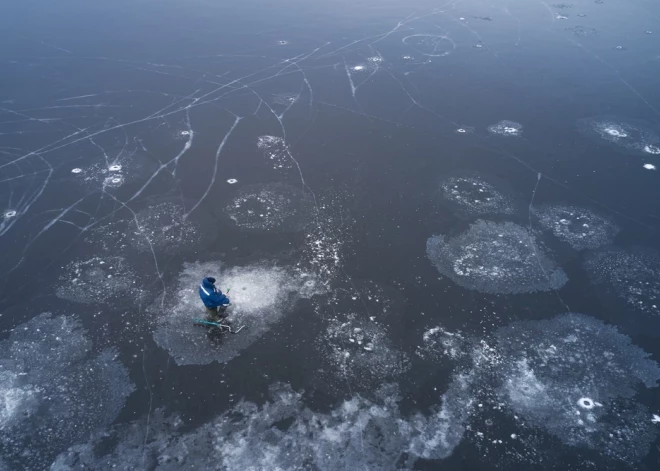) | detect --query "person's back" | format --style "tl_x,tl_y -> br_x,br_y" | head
199,277 -> 230,322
